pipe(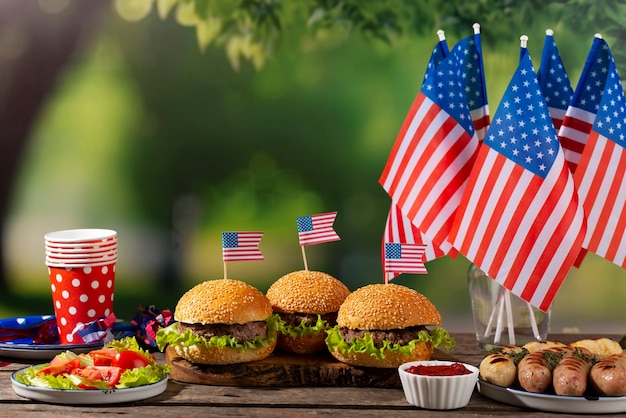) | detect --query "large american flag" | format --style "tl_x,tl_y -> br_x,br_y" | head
296,212 -> 340,246
573,54 -> 626,268
452,25 -> 490,141
380,33 -> 456,279
449,47 -> 586,312
537,30 -> 573,132
558,35 -> 611,172
379,45 -> 479,252
222,232 -> 264,261
383,243 -> 427,277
